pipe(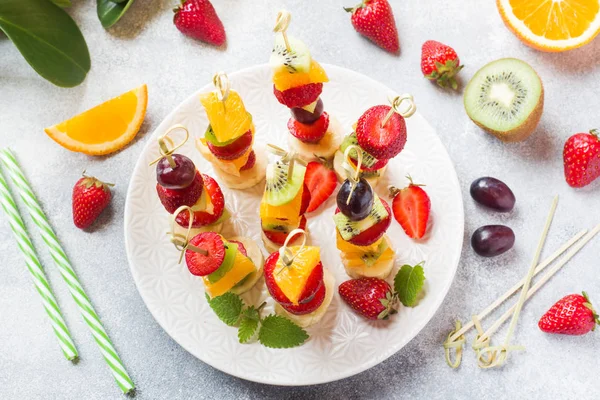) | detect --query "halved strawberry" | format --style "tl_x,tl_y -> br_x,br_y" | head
229,240 -> 247,257
336,198 -> 392,246
239,150 -> 256,171
207,130 -> 253,160
274,83 -> 323,108
356,105 -> 407,159
281,279 -> 326,315
390,182 -> 431,239
157,171 -> 204,214
175,174 -> 225,228
263,215 -> 307,246
288,112 -> 330,144
304,161 -> 337,213
299,184 -> 311,215
185,232 -> 226,276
